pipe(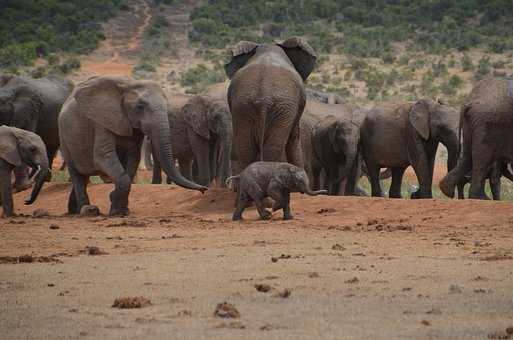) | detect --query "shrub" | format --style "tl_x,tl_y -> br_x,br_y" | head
461,54 -> 474,72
